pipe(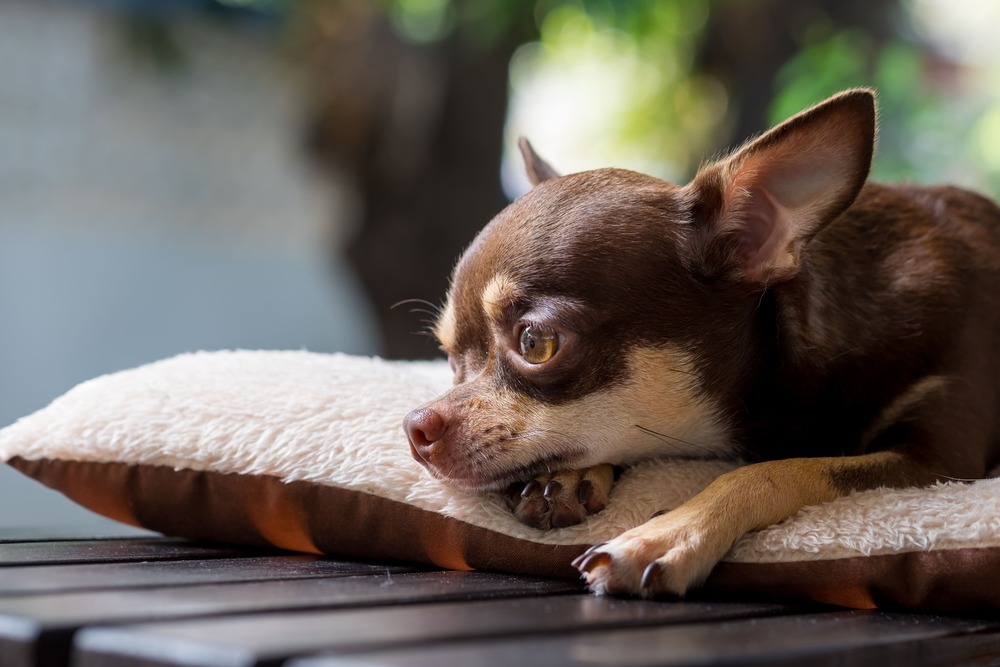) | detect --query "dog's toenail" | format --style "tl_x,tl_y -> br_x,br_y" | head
571,543 -> 605,568
574,551 -> 611,573
503,482 -> 524,510
543,480 -> 562,499
640,561 -> 663,590
577,480 -> 593,504
521,480 -> 542,498
650,508 -> 669,520
505,482 -> 525,504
